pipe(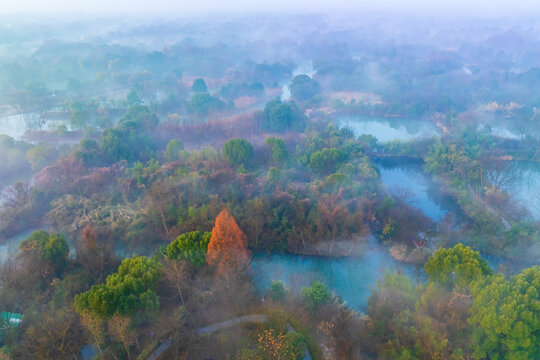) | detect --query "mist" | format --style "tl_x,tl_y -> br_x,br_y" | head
0,5 -> 538,360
